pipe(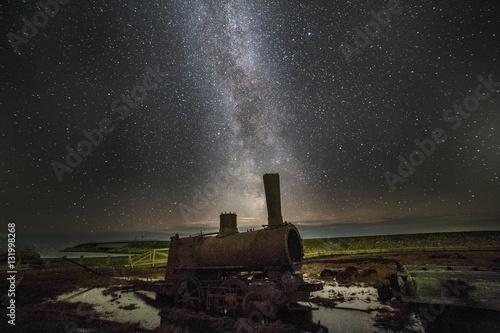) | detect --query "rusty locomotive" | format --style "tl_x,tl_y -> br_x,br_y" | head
158,173 -> 322,317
